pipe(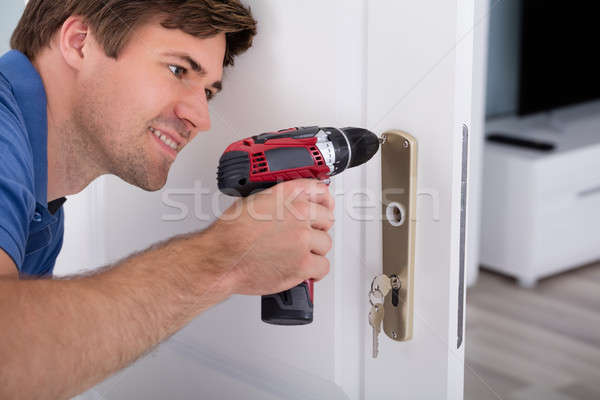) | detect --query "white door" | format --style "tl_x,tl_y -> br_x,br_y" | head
56,1 -> 475,399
